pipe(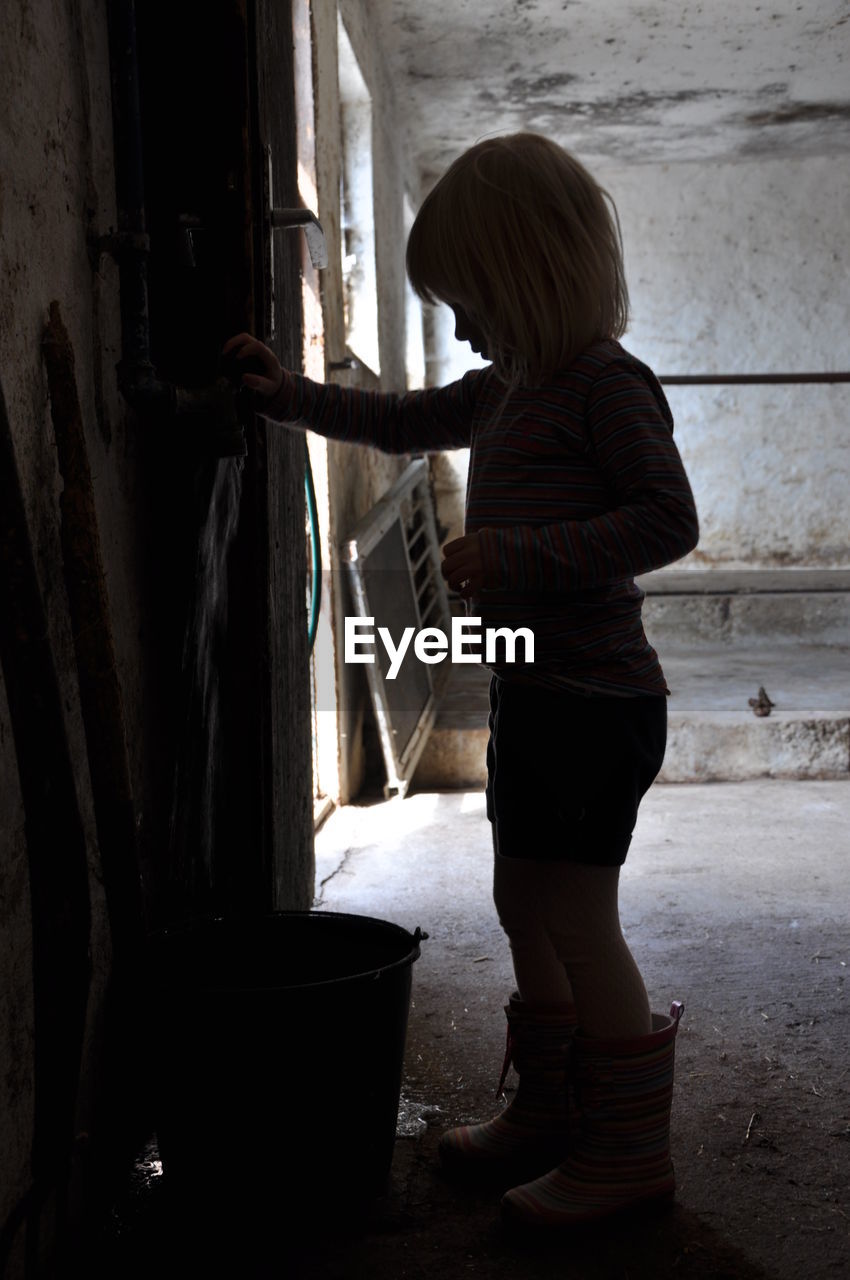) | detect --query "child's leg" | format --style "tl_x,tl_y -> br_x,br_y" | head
494,853 -> 650,1038
493,849 -> 575,1005
541,859 -> 651,1038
